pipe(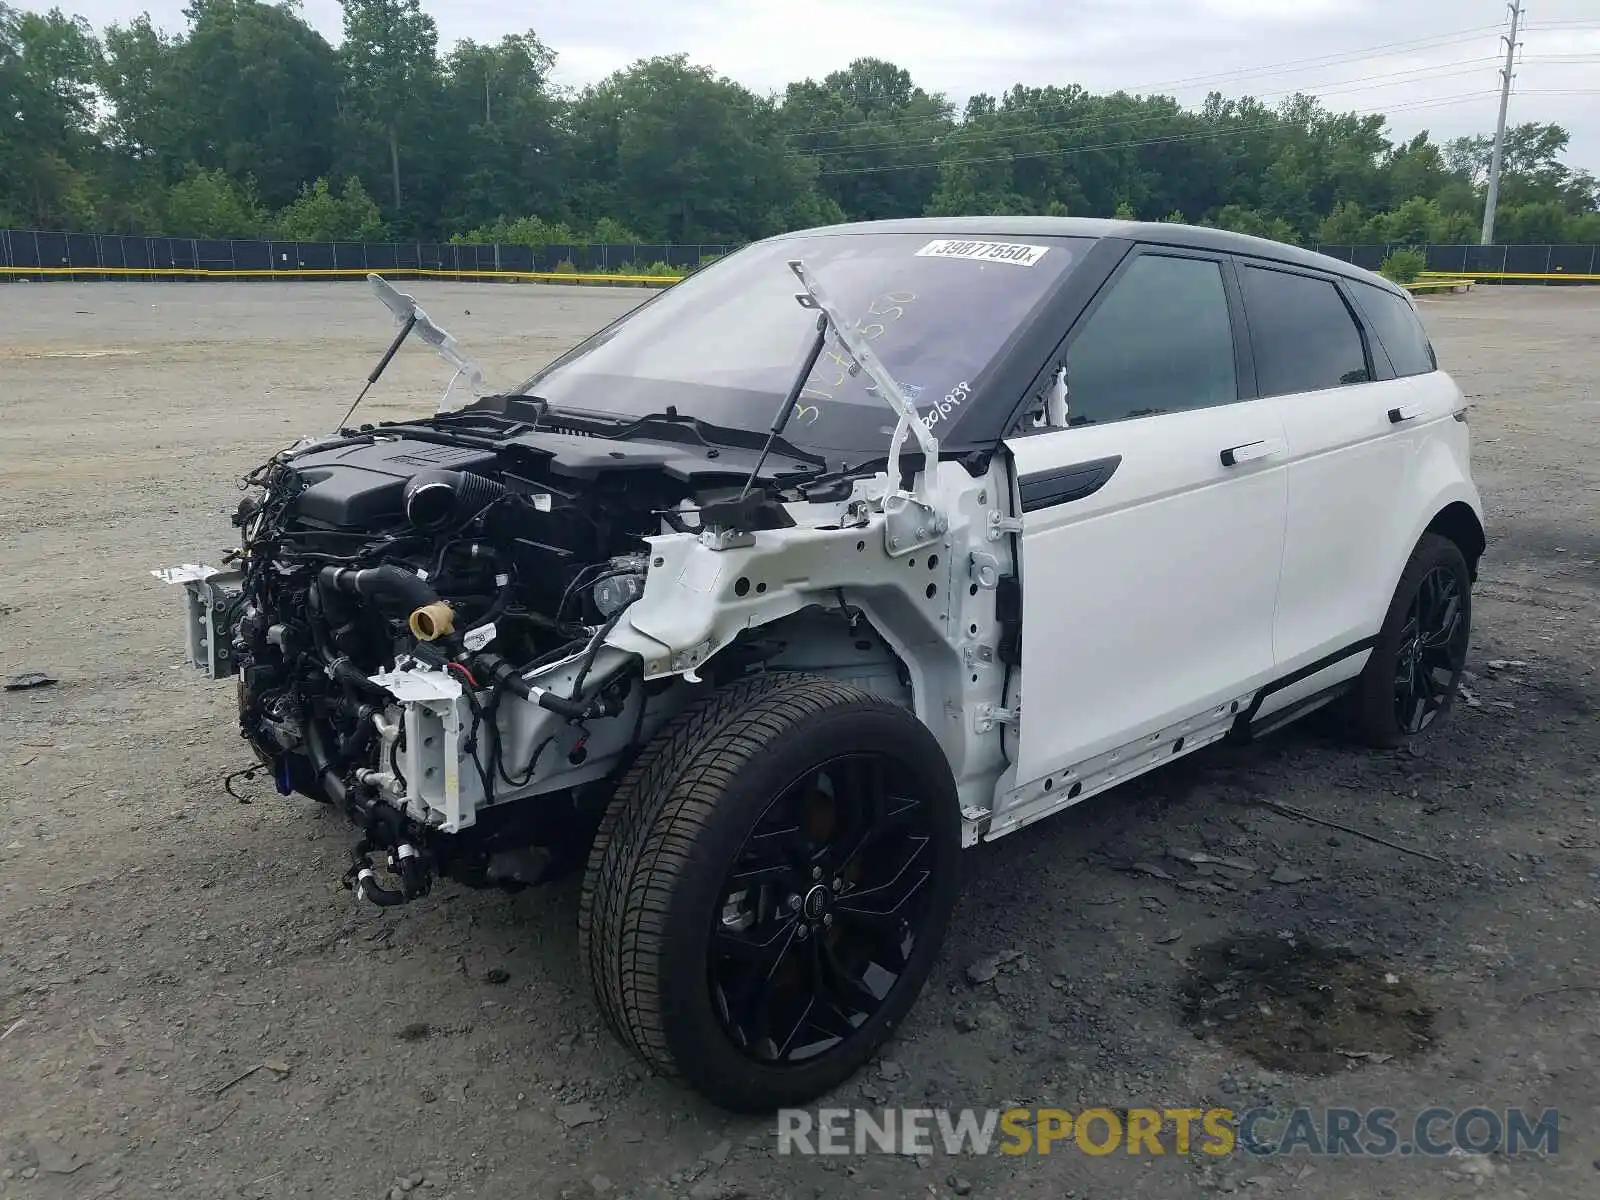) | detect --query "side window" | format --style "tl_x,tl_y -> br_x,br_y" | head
1349,280 -> 1437,377
1059,254 -> 1238,427
1240,266 -> 1372,397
